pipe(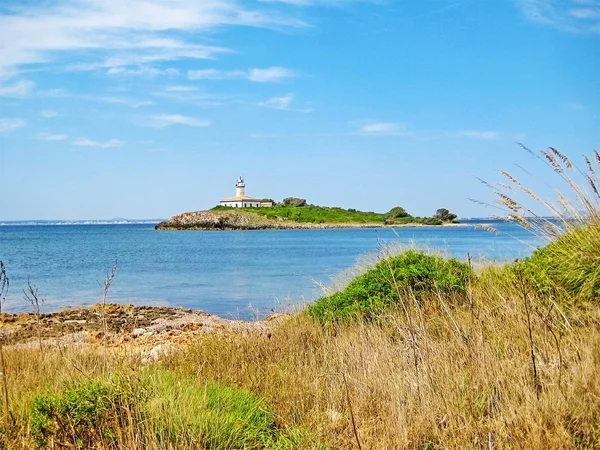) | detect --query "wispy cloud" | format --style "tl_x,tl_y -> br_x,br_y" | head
259,94 -> 313,112
39,131 -> 69,141
165,85 -> 198,92
188,66 -> 296,82
452,130 -> 500,140
144,114 -> 211,128
248,67 -> 297,82
0,1 -> 305,78
153,88 -> 226,108
41,110 -> 58,118
187,69 -> 246,80
83,95 -> 154,108
72,138 -> 124,148
0,80 -> 35,97
517,0 -> 600,33
354,121 -> 411,136
0,118 -> 26,134
106,66 -> 180,77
